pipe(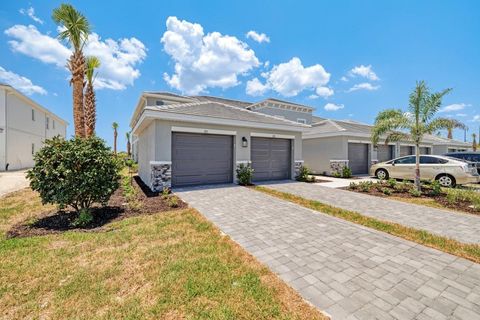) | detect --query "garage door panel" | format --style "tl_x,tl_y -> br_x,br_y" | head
377,145 -> 394,162
172,133 -> 233,187
348,143 -> 369,175
400,146 -> 414,157
251,137 -> 291,182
